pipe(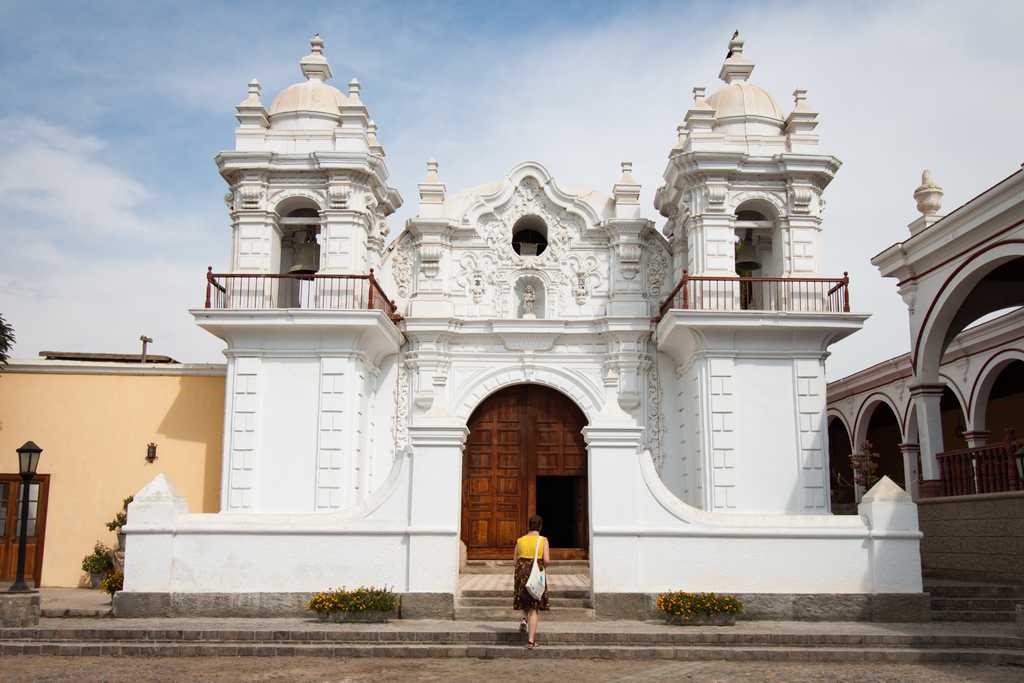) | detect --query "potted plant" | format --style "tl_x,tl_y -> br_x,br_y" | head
656,591 -> 743,626
849,441 -> 881,492
106,496 -> 134,551
81,542 -> 114,589
307,586 -> 398,623
101,570 -> 123,601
